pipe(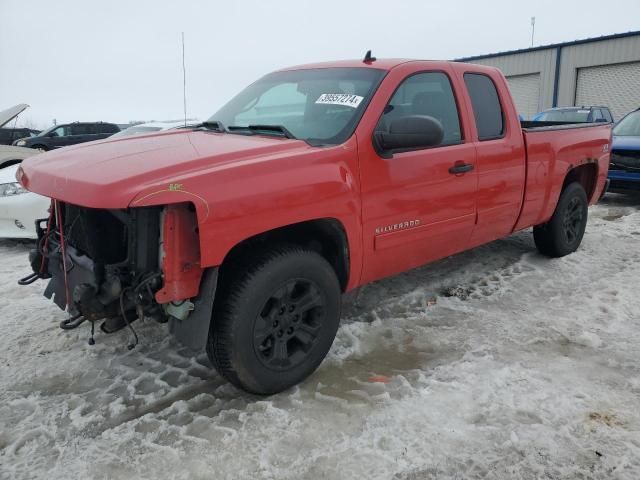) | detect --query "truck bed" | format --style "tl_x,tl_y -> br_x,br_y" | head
520,120 -> 611,130
514,122 -> 612,231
